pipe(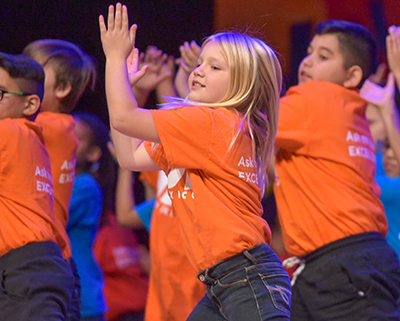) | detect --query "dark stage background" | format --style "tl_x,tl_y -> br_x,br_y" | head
0,0 -> 214,123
